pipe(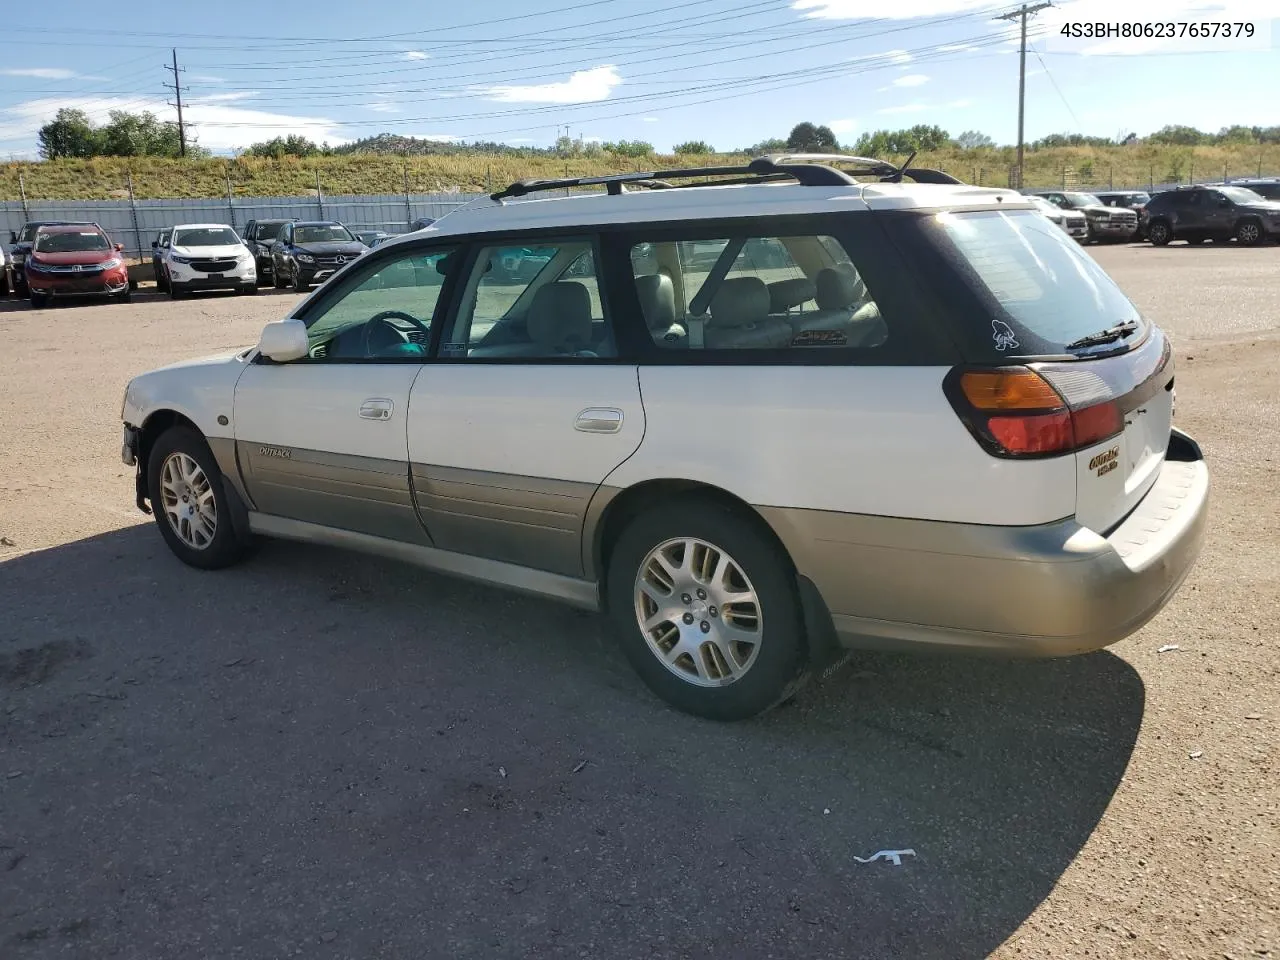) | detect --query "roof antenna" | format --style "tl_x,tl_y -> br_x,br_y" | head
883,150 -> 918,184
